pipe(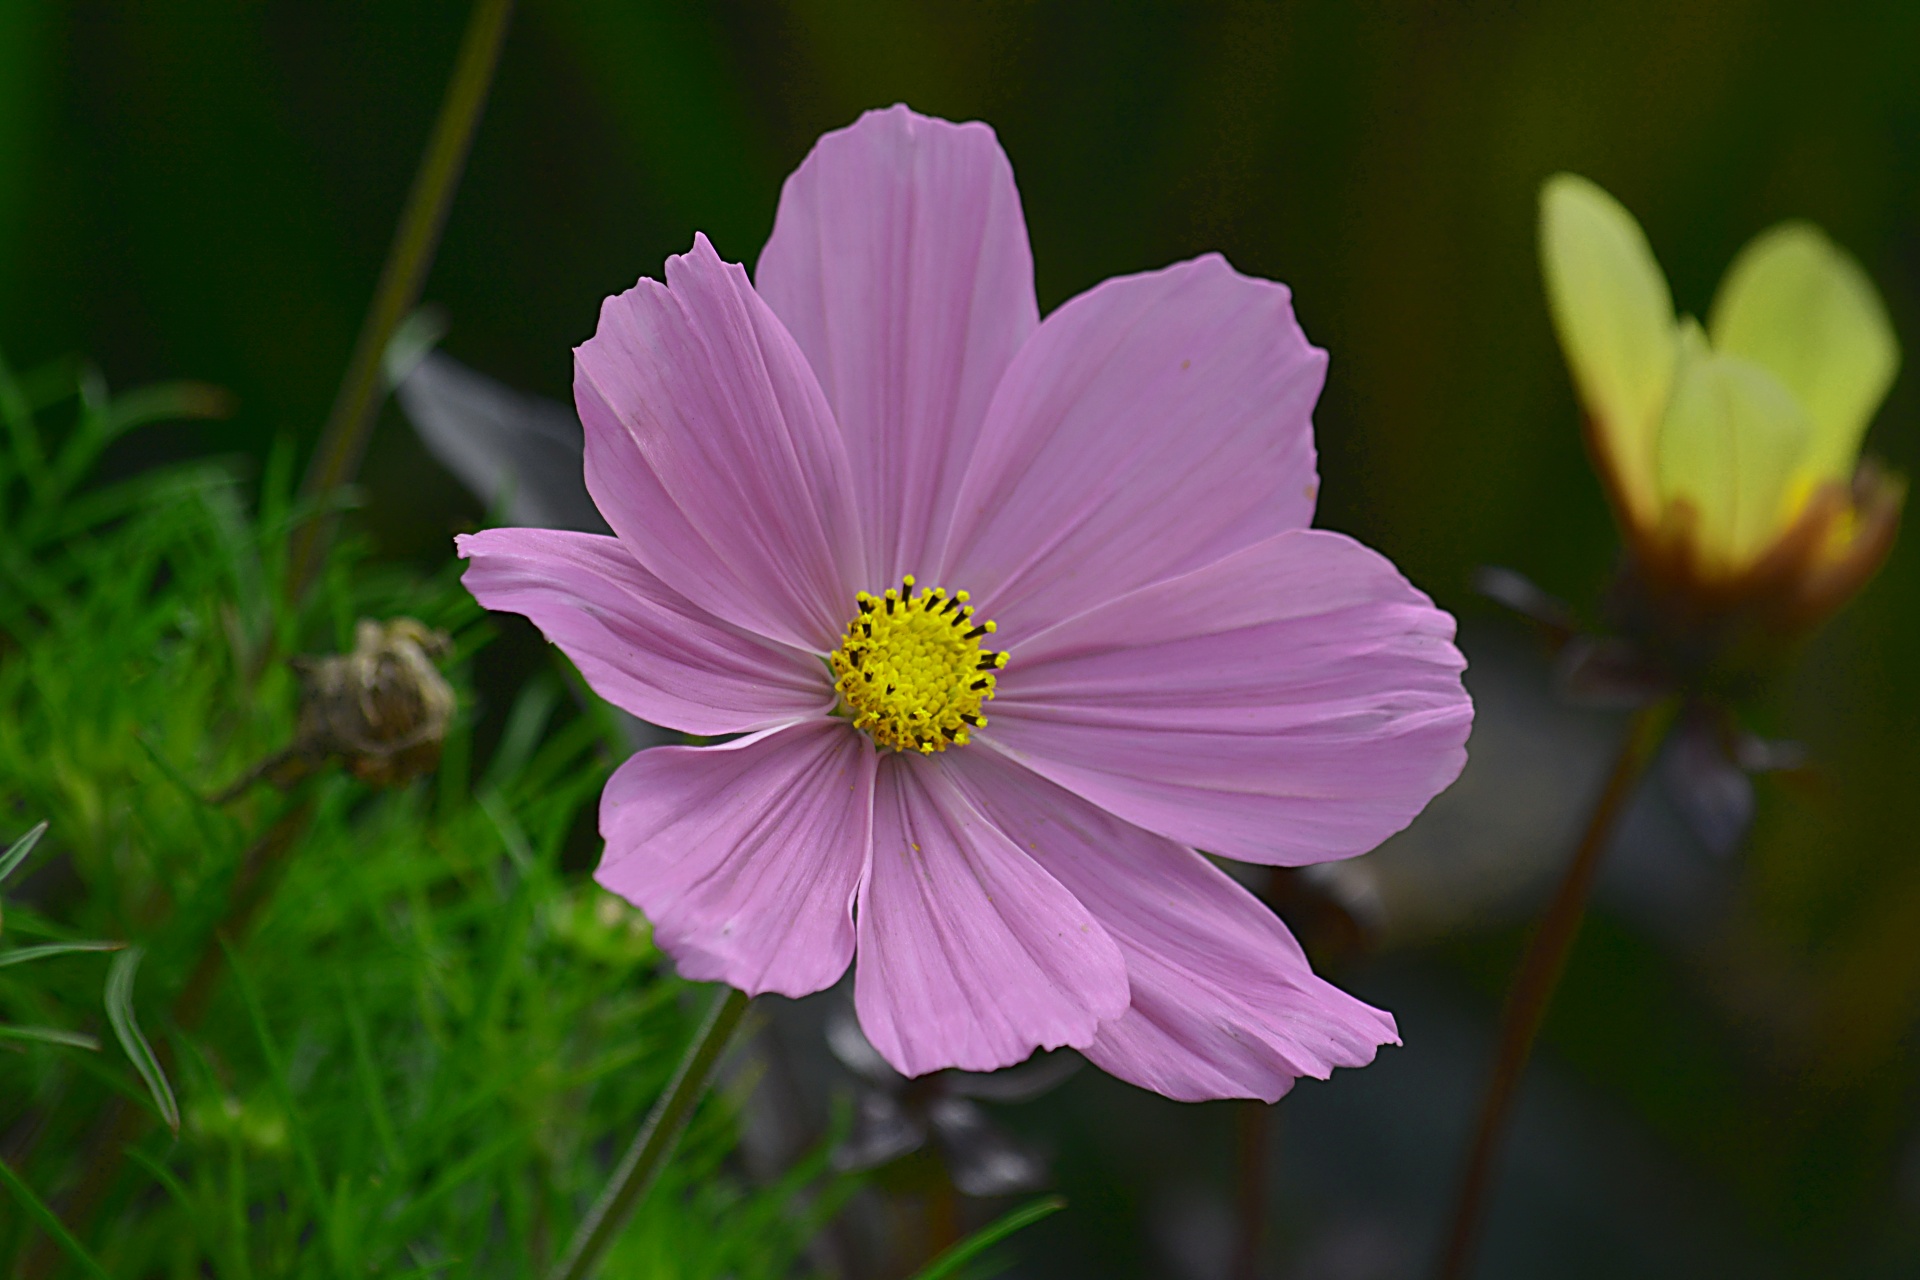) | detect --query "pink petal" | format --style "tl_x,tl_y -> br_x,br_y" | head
945,750 -> 1398,1102
757,105 -> 1038,586
457,528 -> 833,736
983,530 -> 1471,865
597,721 -> 875,999
936,253 -> 1325,636
854,754 -> 1129,1077
577,234 -> 864,652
